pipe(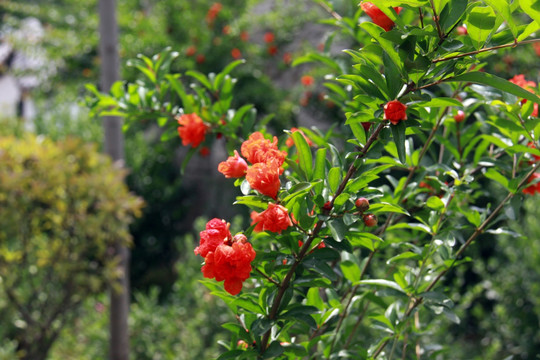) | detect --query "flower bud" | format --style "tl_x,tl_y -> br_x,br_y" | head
454,110 -> 465,123
363,214 -> 377,227
355,197 -> 370,212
